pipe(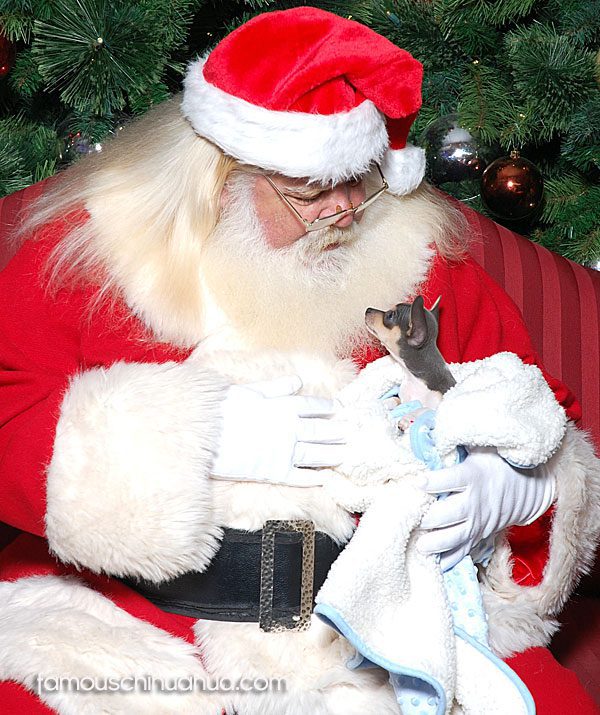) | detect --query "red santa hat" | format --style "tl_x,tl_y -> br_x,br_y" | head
181,7 -> 426,195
